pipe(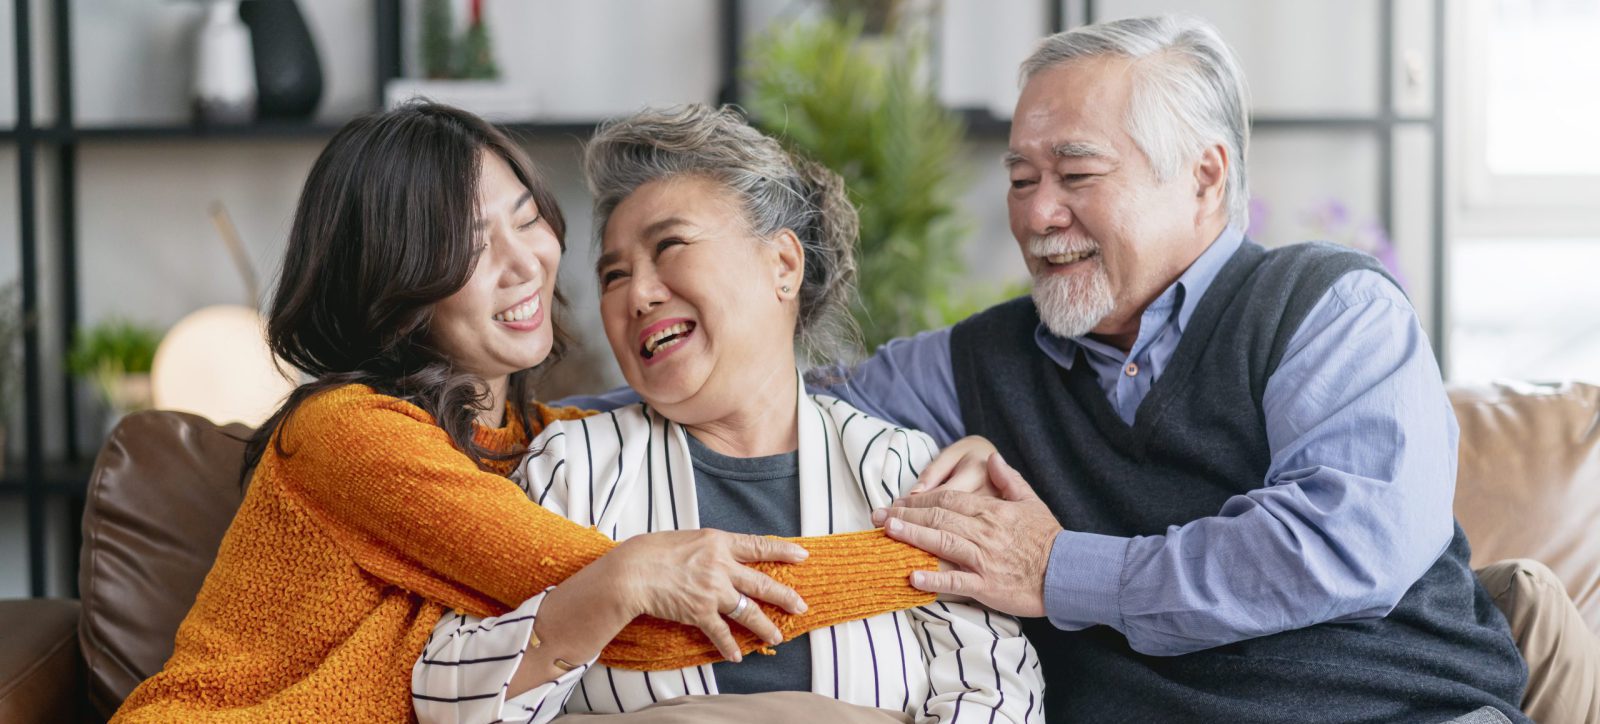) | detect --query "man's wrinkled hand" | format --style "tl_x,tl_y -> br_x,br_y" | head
872,454 -> 1062,618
